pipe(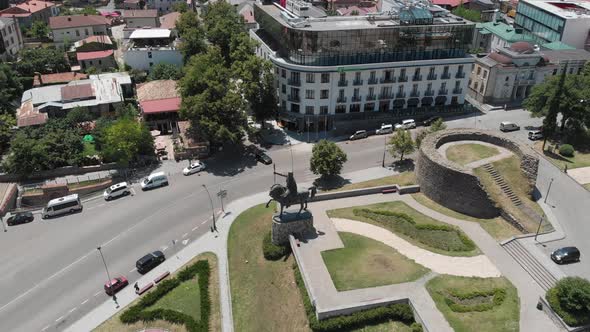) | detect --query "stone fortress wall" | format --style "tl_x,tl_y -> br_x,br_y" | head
415,129 -> 539,218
